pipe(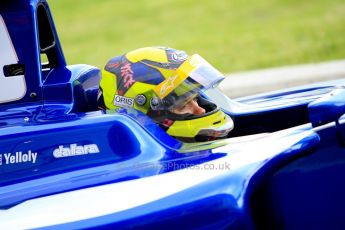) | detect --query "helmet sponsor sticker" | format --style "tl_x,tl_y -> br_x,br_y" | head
154,55 -> 201,99
120,62 -> 135,88
166,48 -> 188,63
114,95 -> 134,108
0,150 -> 37,166
154,74 -> 187,99
53,143 -> 100,158
159,75 -> 177,97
